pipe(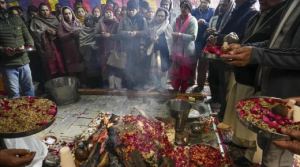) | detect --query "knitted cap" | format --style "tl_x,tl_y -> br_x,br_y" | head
180,0 -> 192,11
127,0 -> 138,10
105,6 -> 115,15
